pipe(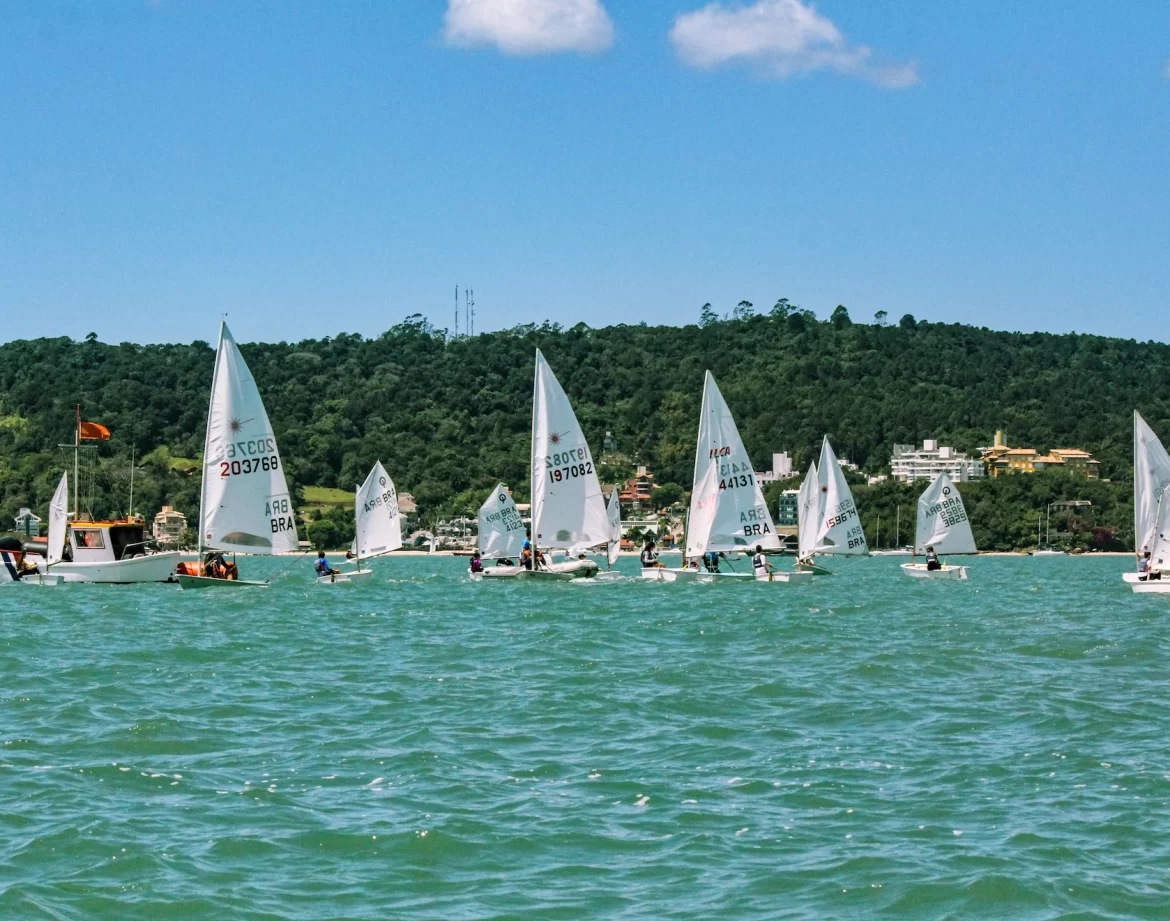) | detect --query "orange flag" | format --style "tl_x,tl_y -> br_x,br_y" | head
79,421 -> 110,440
